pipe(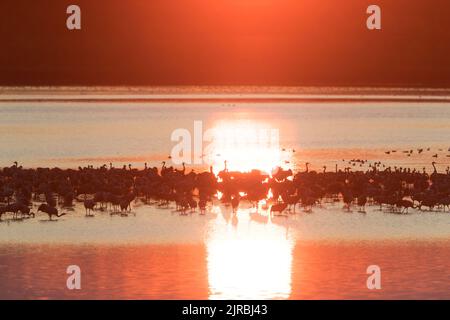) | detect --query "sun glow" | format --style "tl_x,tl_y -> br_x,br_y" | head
206,207 -> 294,299
206,120 -> 286,175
